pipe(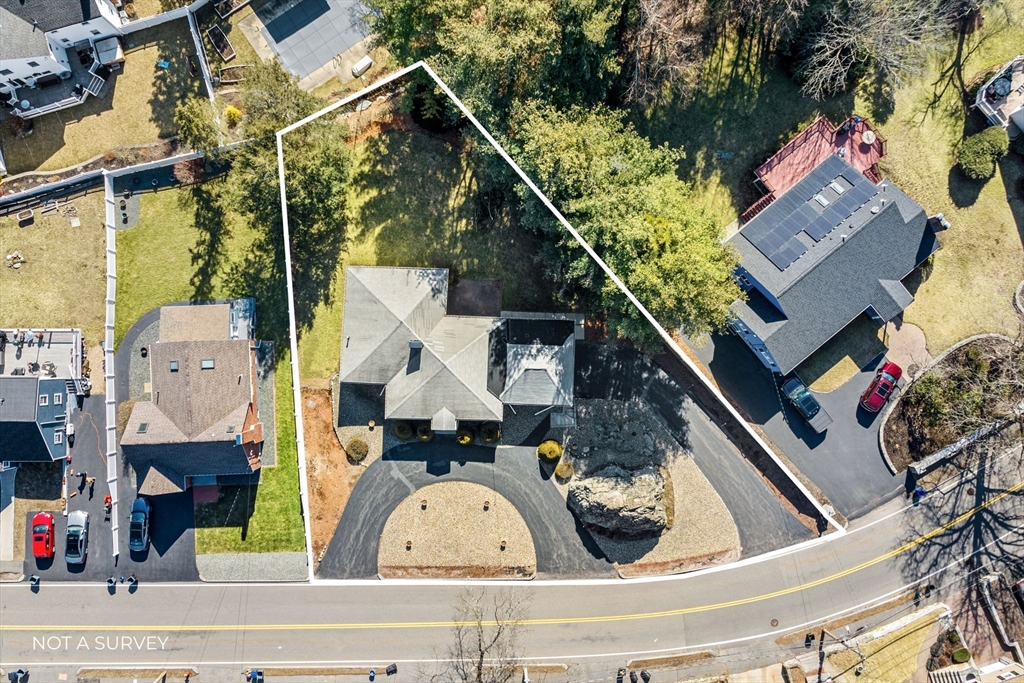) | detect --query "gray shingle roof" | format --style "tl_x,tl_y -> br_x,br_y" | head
339,267 -> 503,423
730,175 -> 938,374
0,377 -> 66,461
0,6 -> 50,60
0,0 -> 105,32
0,376 -> 38,423
500,336 -> 574,407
